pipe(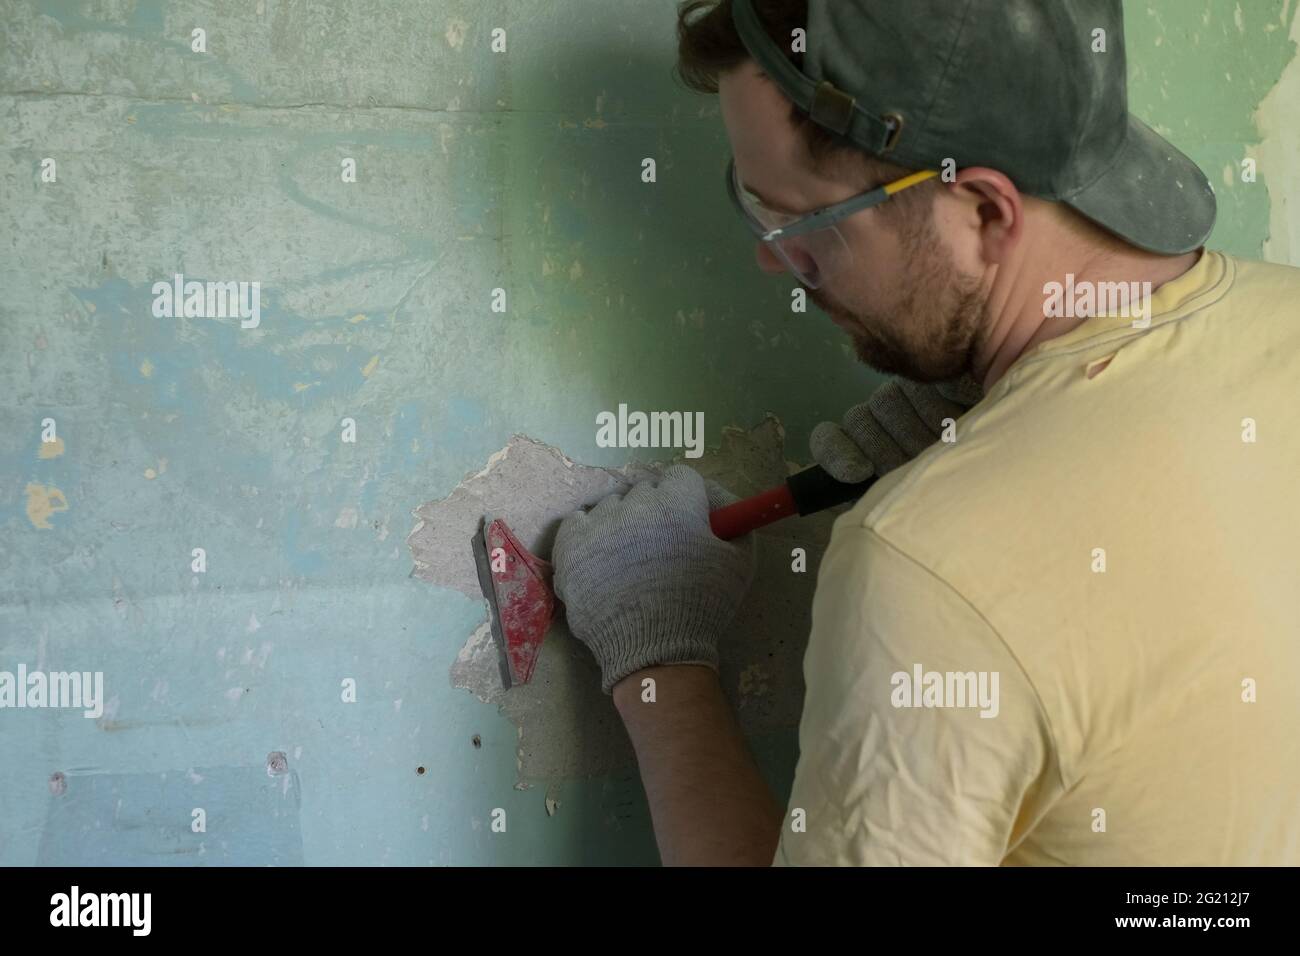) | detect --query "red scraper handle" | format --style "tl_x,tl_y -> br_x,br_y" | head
708,465 -> 874,541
